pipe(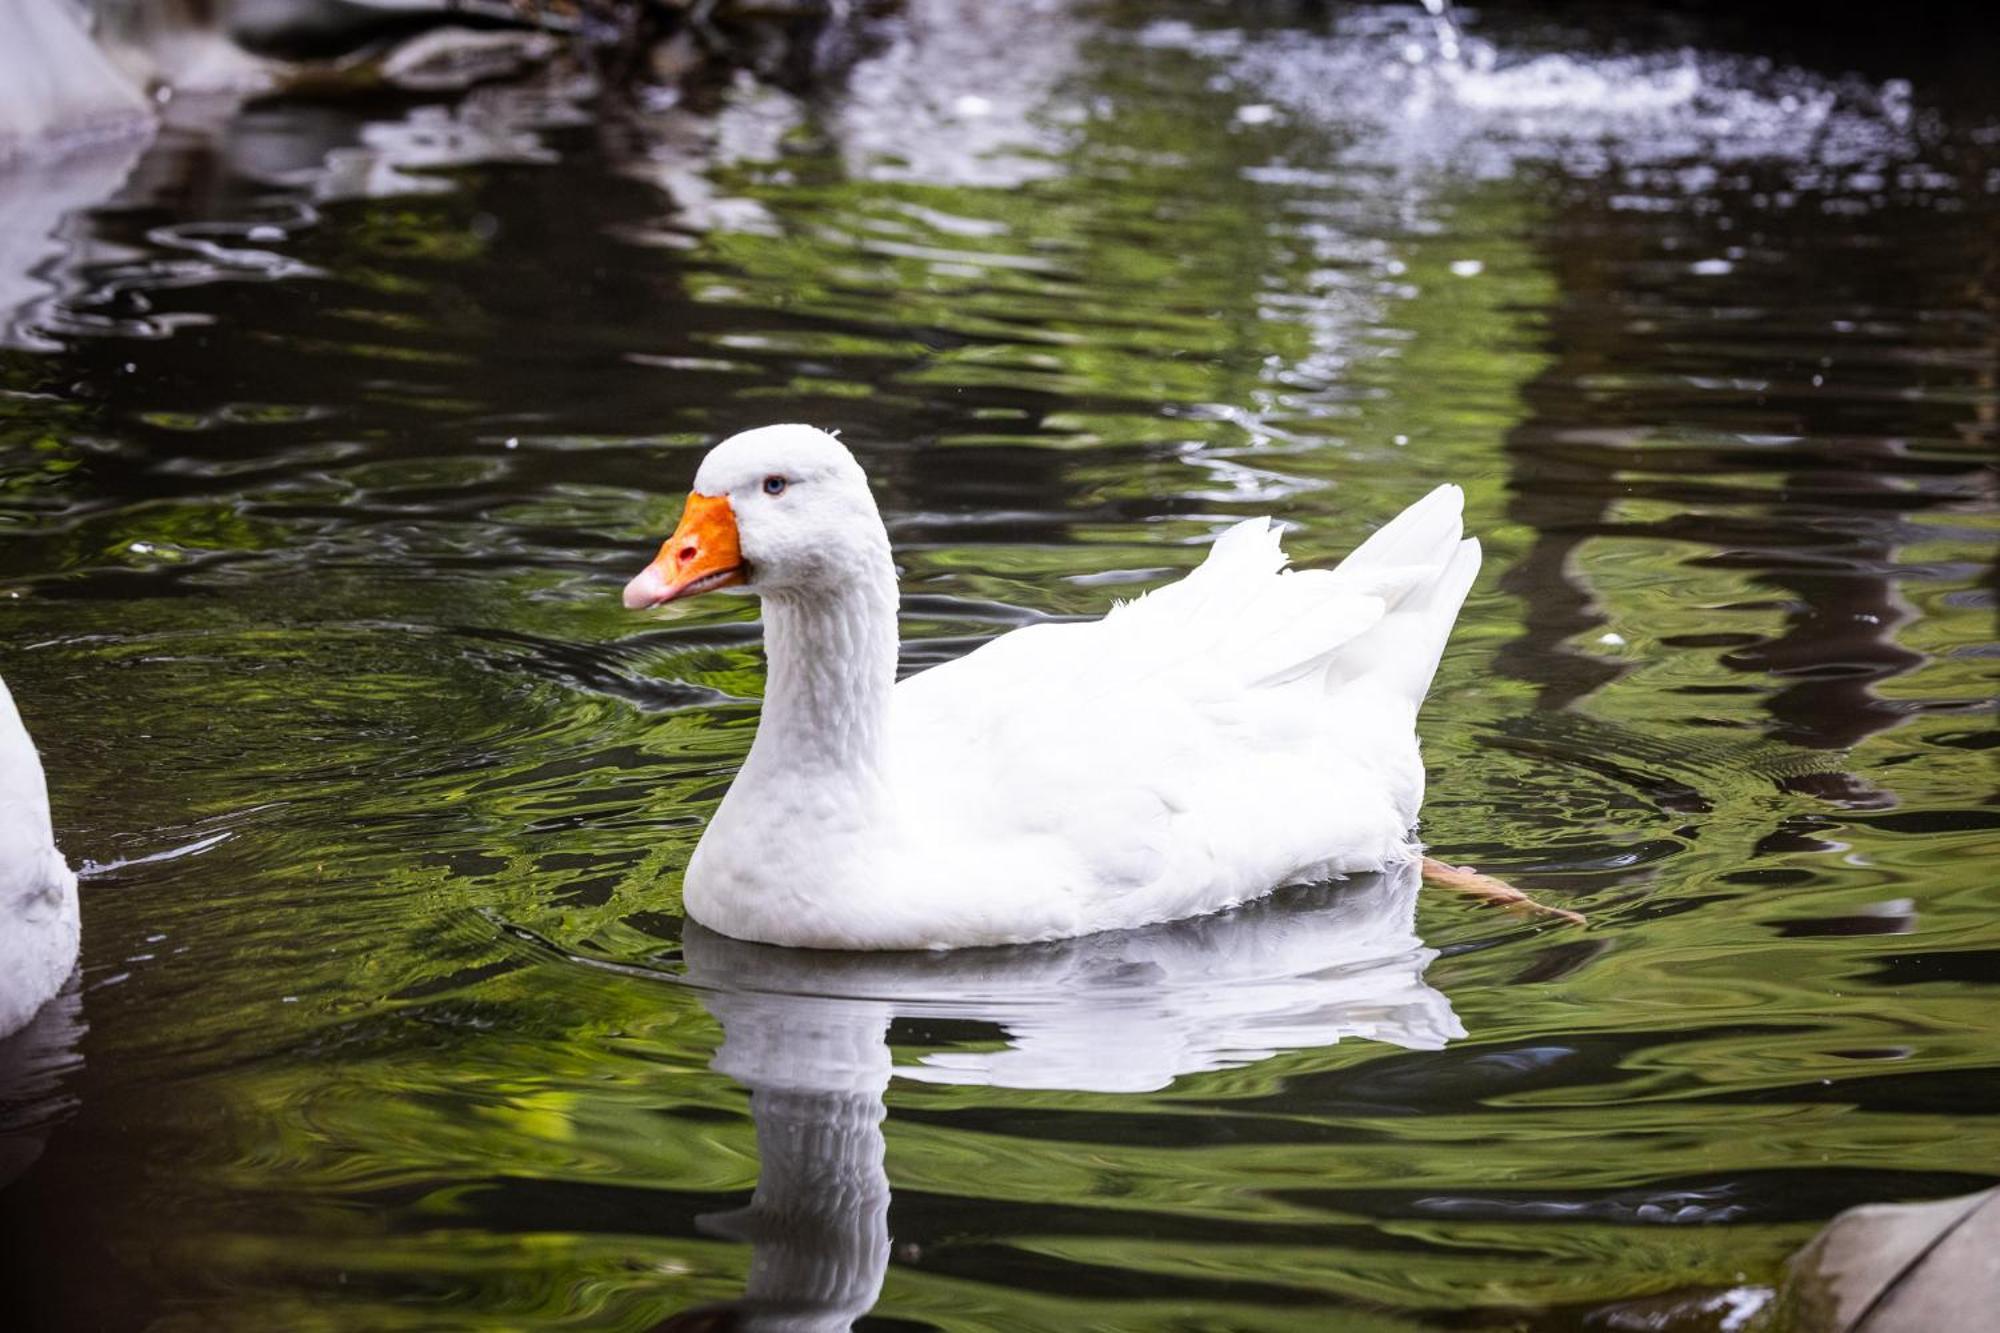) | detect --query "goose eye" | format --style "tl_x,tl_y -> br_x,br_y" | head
762,475 -> 787,496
